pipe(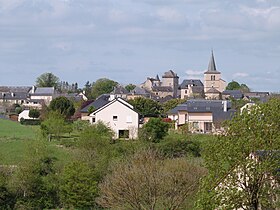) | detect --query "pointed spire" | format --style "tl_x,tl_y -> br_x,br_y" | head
155,74 -> 160,81
207,50 -> 217,72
